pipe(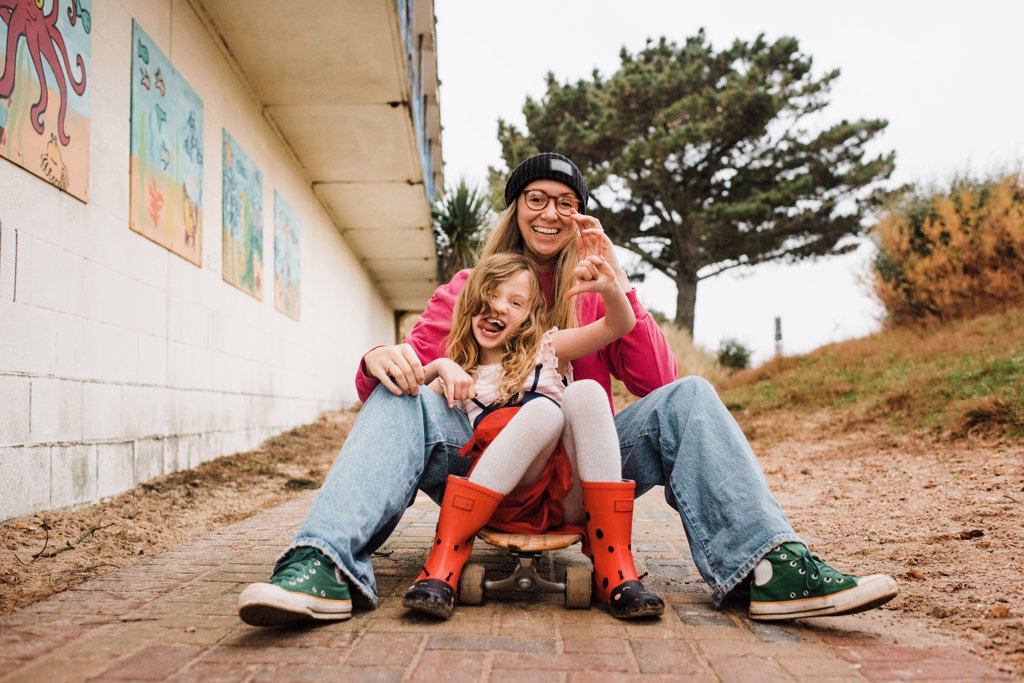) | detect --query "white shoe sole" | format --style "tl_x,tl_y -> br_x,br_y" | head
749,574 -> 898,621
238,582 -> 352,626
